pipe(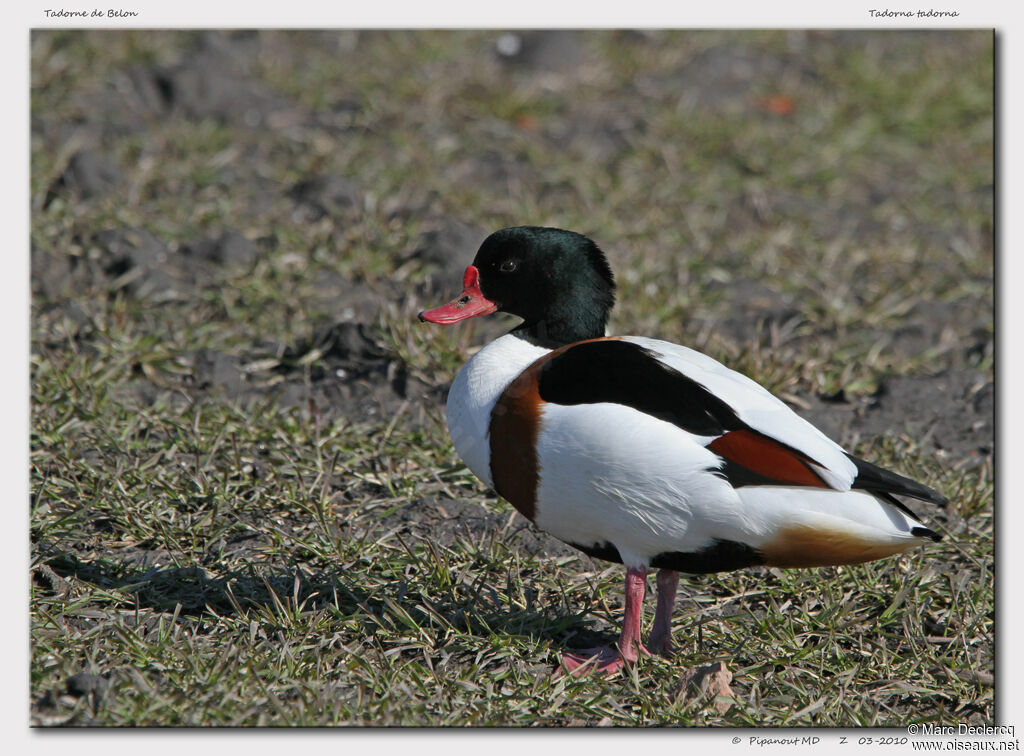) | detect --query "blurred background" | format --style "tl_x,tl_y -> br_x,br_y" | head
30,30 -> 993,726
